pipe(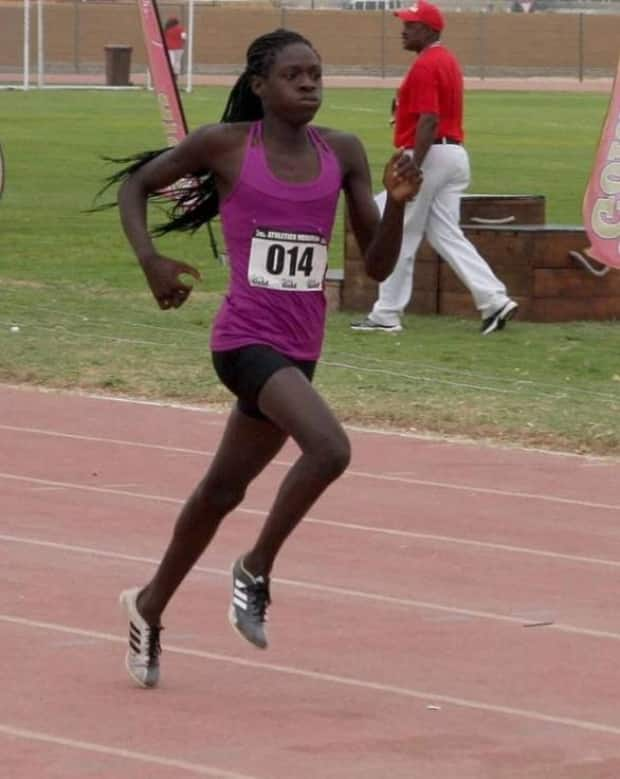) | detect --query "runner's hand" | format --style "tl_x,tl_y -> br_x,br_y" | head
383,149 -> 422,204
140,253 -> 201,310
